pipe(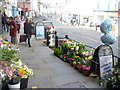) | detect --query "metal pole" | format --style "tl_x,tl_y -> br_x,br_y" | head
55,35 -> 58,48
65,35 -> 69,39
55,31 -> 57,36
47,32 -> 49,46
